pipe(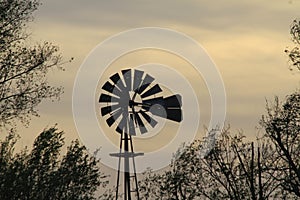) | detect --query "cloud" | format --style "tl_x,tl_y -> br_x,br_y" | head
36,0 -> 299,32
18,0 -> 300,153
